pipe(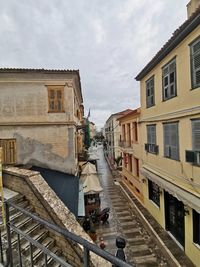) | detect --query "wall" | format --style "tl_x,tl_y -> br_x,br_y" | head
0,125 -> 77,174
3,166 -> 110,267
